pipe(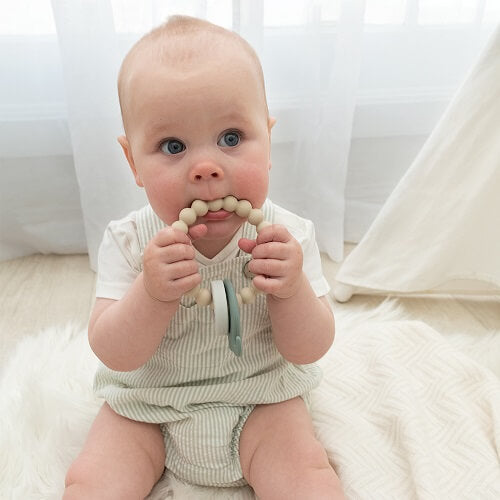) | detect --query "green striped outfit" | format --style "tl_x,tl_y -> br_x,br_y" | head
94,199 -> 322,487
